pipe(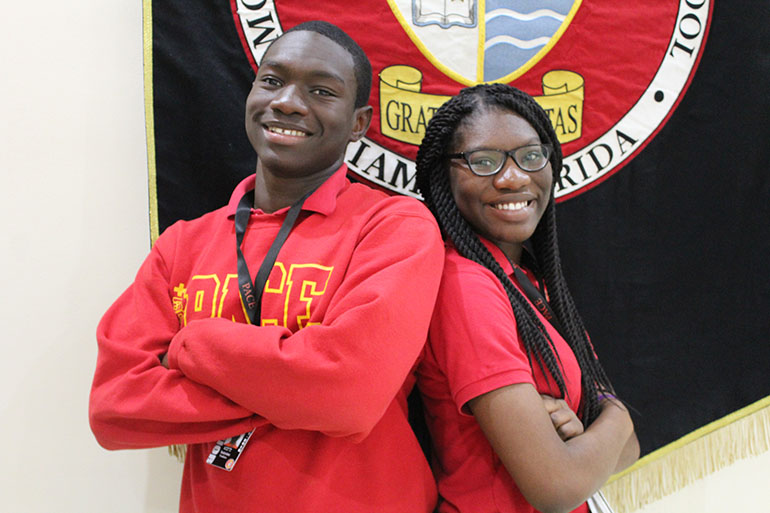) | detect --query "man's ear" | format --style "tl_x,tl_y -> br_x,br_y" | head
349,105 -> 373,142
